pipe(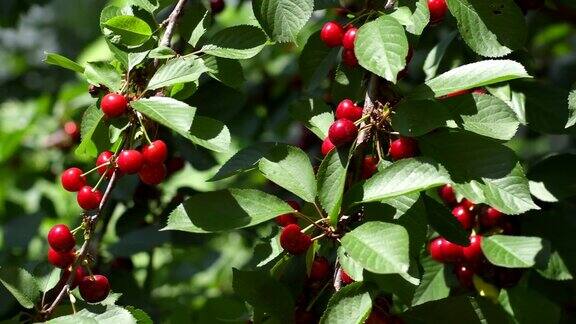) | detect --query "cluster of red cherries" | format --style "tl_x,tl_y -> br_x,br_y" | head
430,184 -> 522,289
320,21 -> 358,67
